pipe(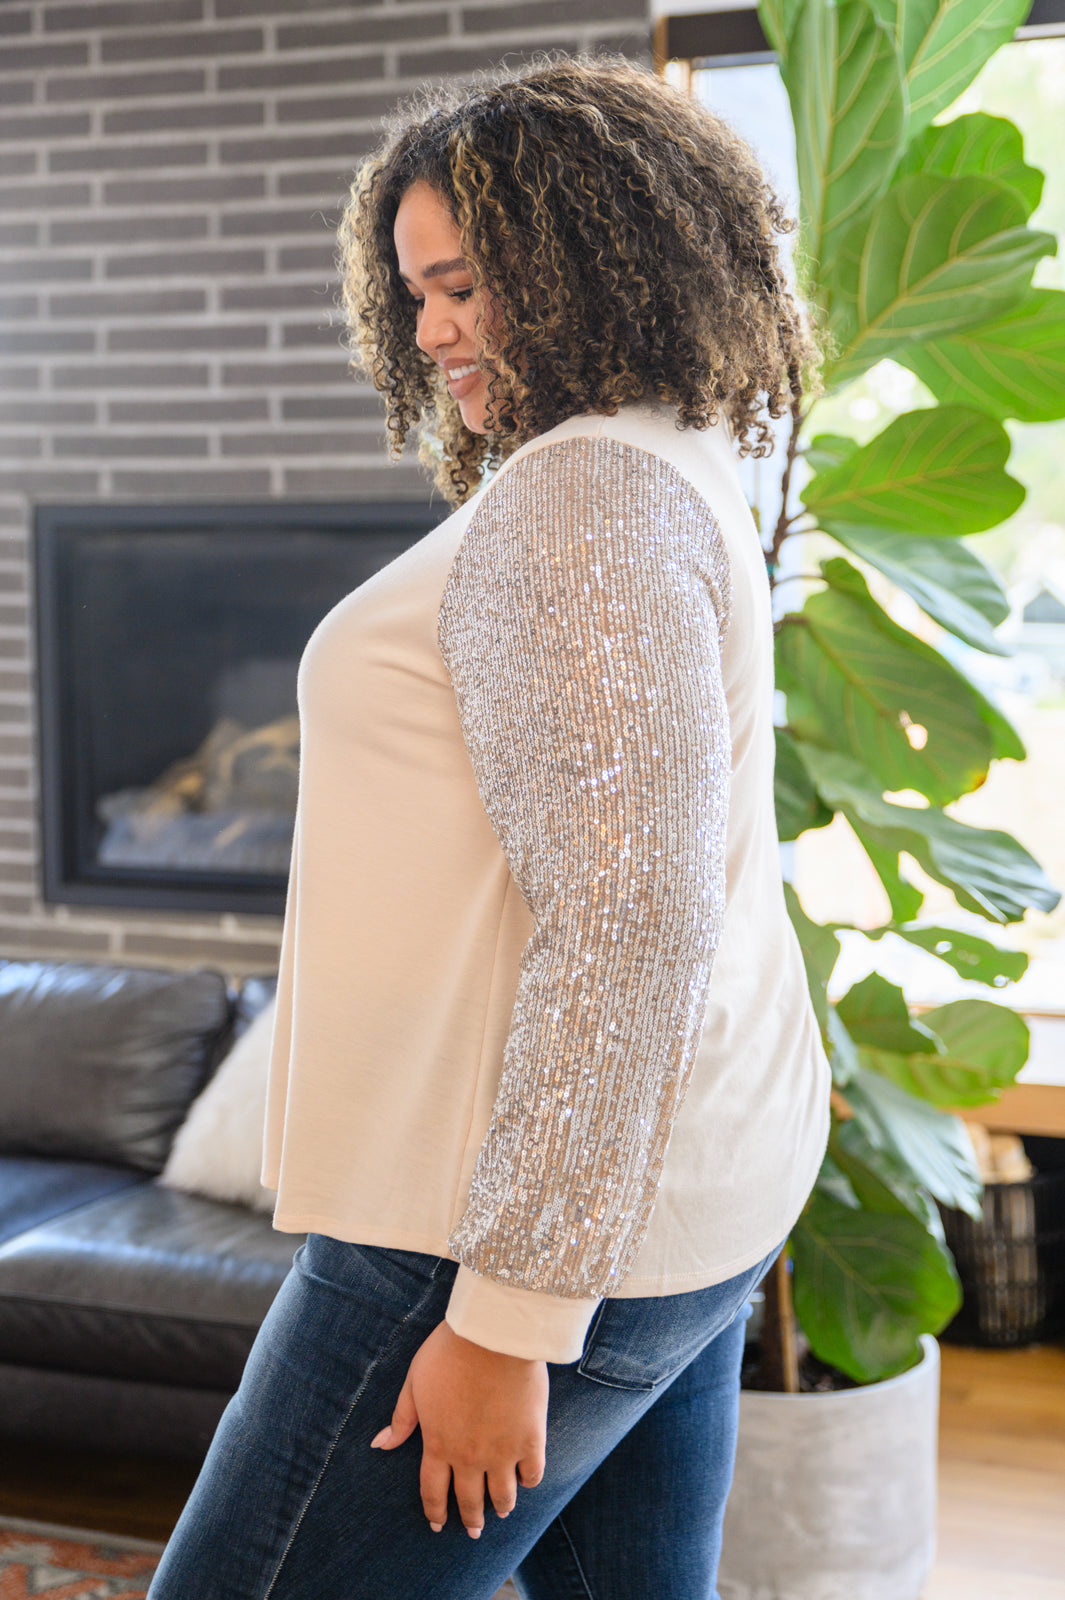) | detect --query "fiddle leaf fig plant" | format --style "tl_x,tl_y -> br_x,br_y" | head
757,0 -> 1064,1386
